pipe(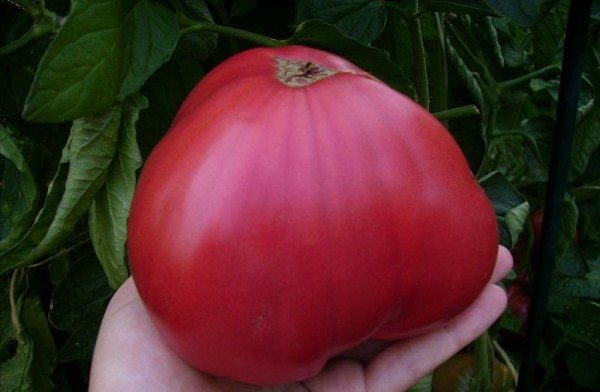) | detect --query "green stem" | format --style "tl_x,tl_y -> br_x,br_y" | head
492,339 -> 518,385
471,333 -> 492,392
181,22 -> 283,48
447,23 -> 495,86
207,0 -> 240,54
28,237 -> 91,268
405,1 -> 429,109
1,0 -> 58,56
497,64 -> 560,90
0,26 -> 36,57
433,104 -> 479,121
9,269 -> 24,341
429,12 -> 448,113
8,0 -> 38,16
